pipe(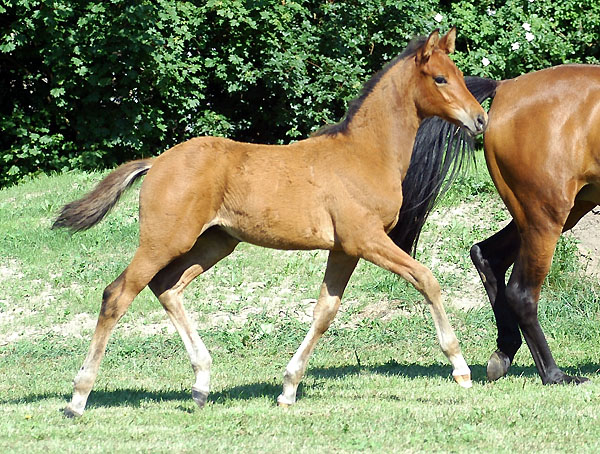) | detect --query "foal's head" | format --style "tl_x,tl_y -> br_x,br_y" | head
412,28 -> 487,135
